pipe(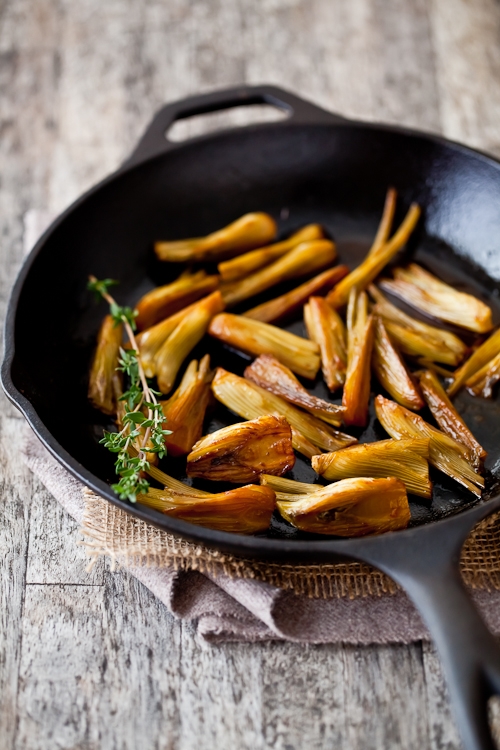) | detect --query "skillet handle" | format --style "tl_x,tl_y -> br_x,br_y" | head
401,563 -> 500,750
356,511 -> 500,750
123,84 -> 347,169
